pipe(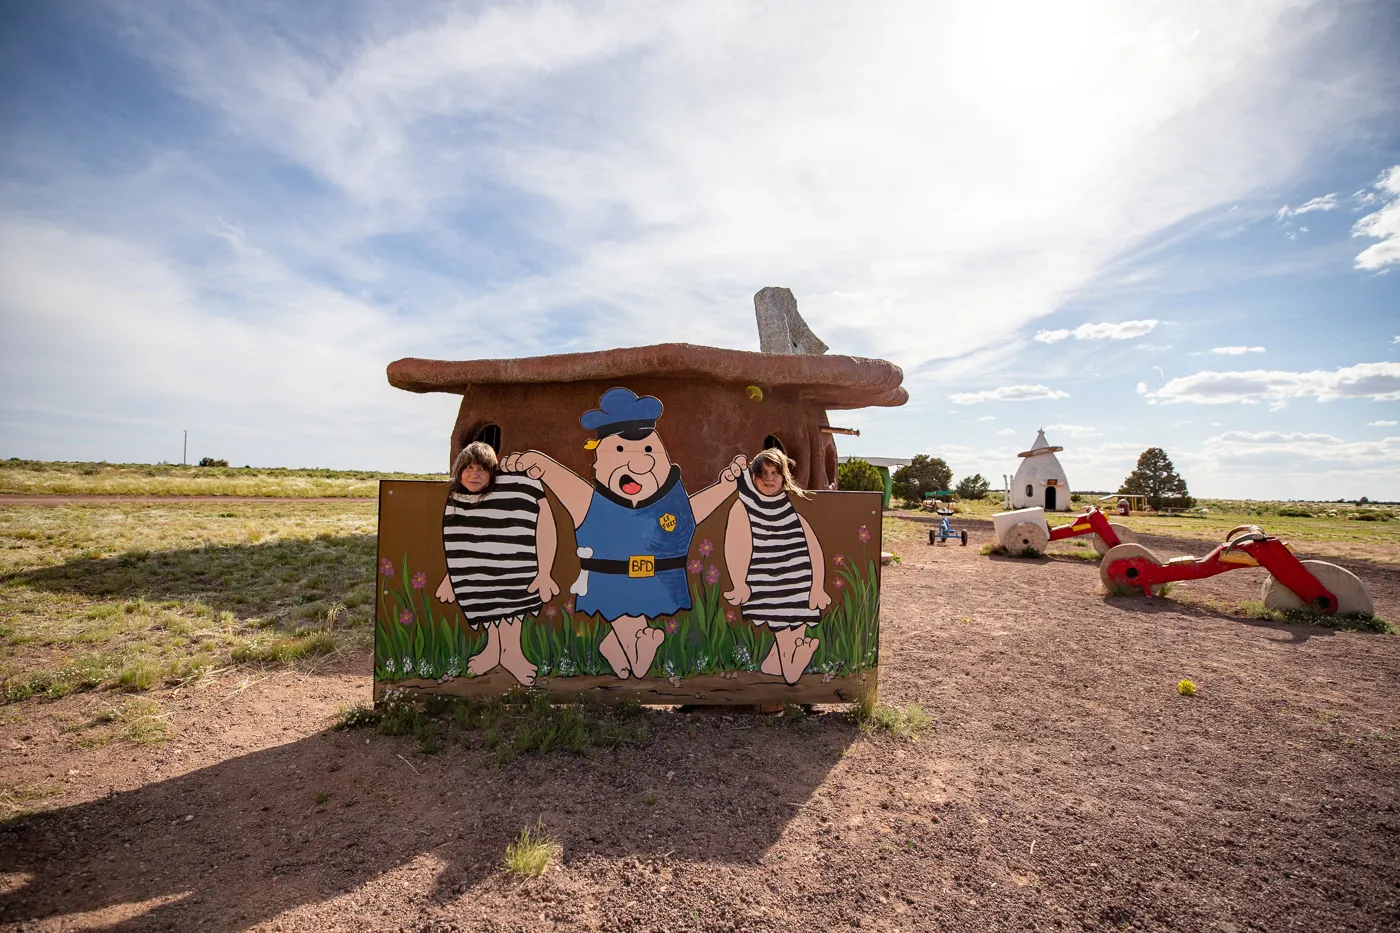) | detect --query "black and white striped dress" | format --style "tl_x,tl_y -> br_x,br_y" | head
736,470 -> 820,629
442,474 -> 546,629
